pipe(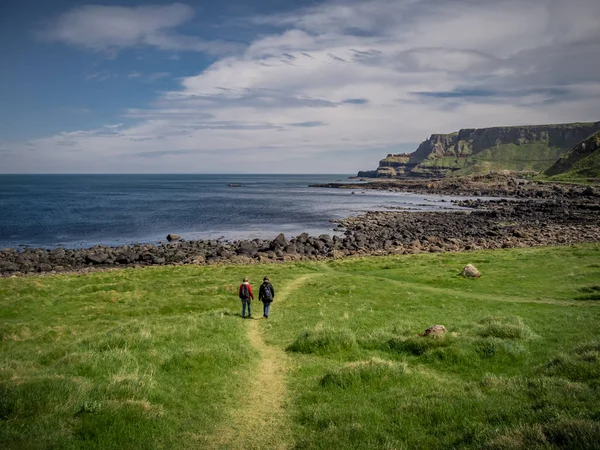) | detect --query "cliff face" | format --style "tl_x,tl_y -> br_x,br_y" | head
361,153 -> 416,178
358,122 -> 600,178
545,131 -> 600,179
